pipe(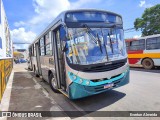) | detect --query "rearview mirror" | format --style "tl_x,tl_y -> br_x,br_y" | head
60,26 -> 67,41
